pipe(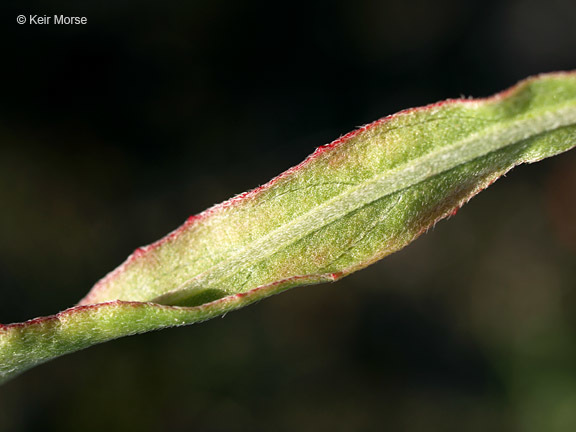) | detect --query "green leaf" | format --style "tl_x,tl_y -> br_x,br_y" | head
2,71 -> 576,384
